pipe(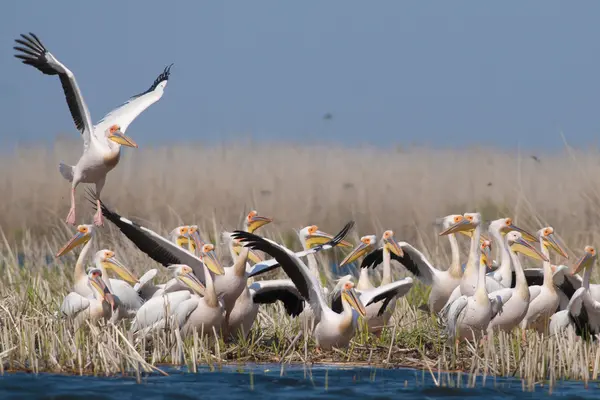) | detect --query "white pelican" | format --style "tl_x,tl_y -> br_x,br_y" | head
60,268 -> 118,328
56,224 -> 155,315
14,33 -> 171,226
550,246 -> 600,338
359,217 -> 469,314
232,230 -> 367,350
95,200 -> 225,283
441,235 -> 509,342
339,231 -> 412,333
520,227 -> 569,333
486,218 -> 537,288
486,231 -> 549,335
131,264 -> 209,338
